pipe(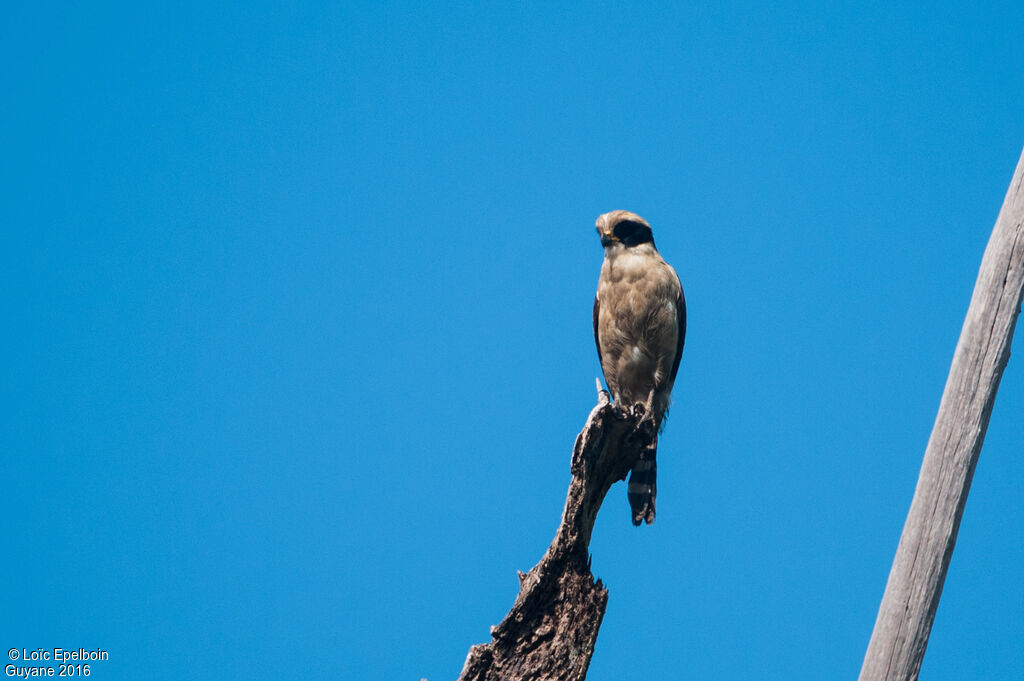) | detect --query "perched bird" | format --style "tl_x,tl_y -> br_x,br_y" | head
593,210 -> 686,525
